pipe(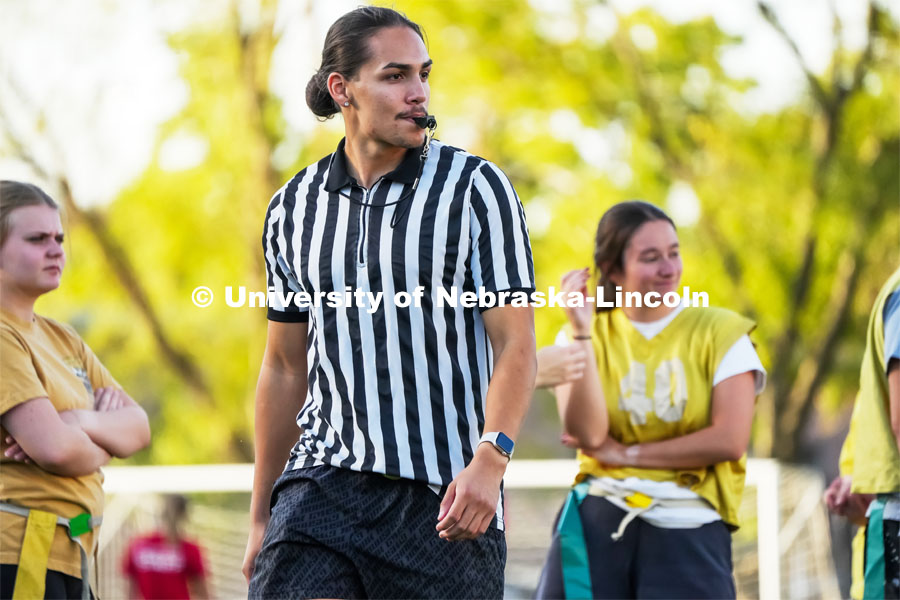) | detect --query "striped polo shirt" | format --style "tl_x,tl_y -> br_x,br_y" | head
263,137 -> 534,497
